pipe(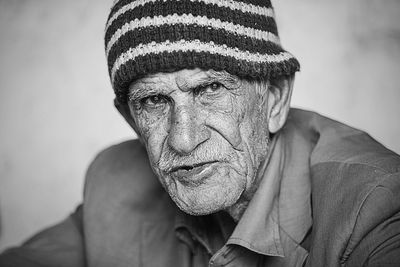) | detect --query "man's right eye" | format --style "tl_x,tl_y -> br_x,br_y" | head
140,95 -> 168,109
